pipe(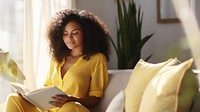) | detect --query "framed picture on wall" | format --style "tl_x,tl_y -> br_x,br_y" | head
157,0 -> 180,23
157,0 -> 195,23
